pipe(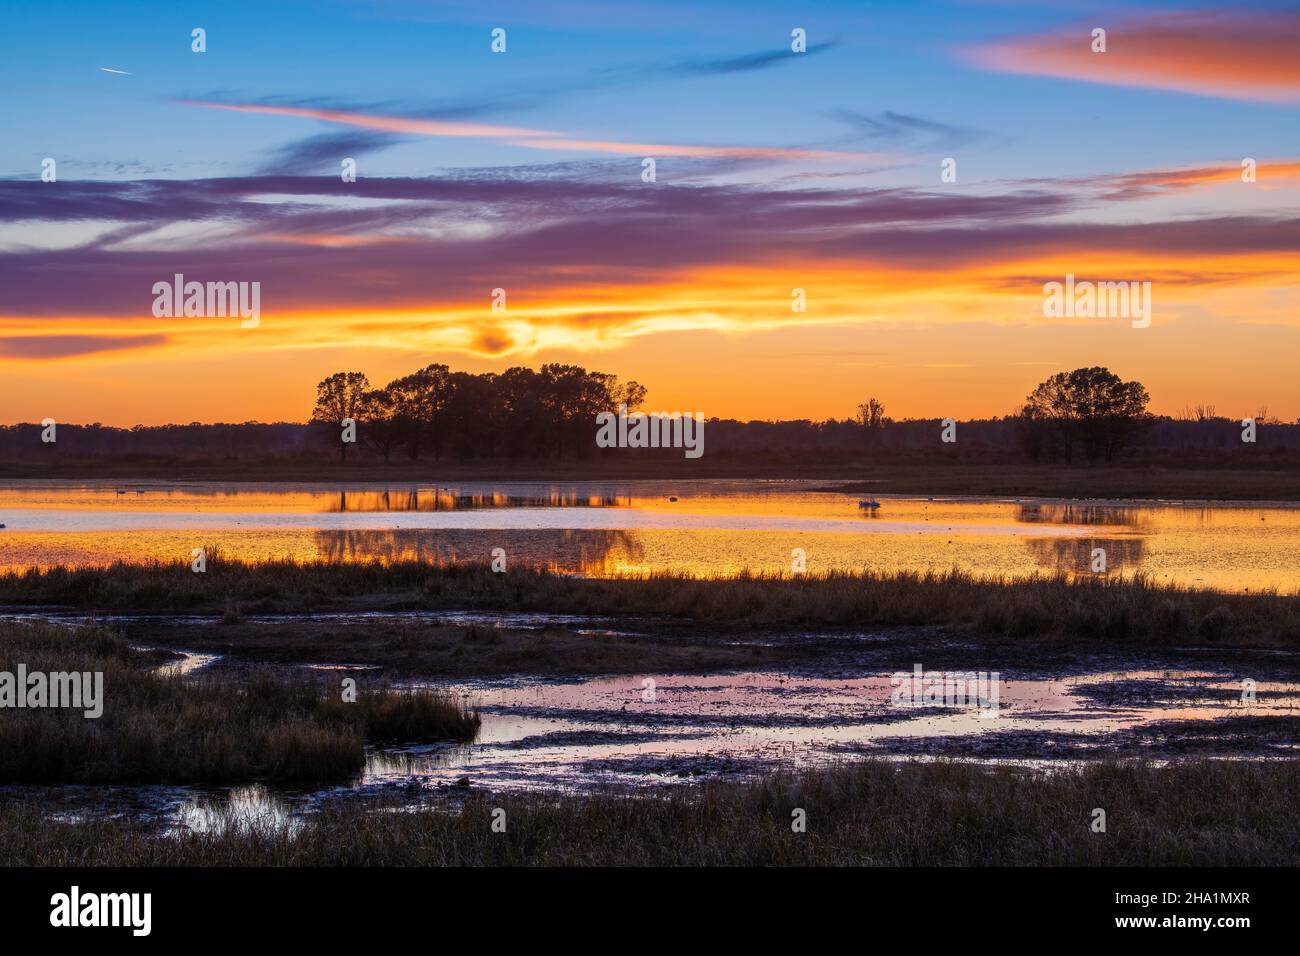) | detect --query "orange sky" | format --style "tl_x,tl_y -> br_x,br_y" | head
3,241 -> 1298,424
